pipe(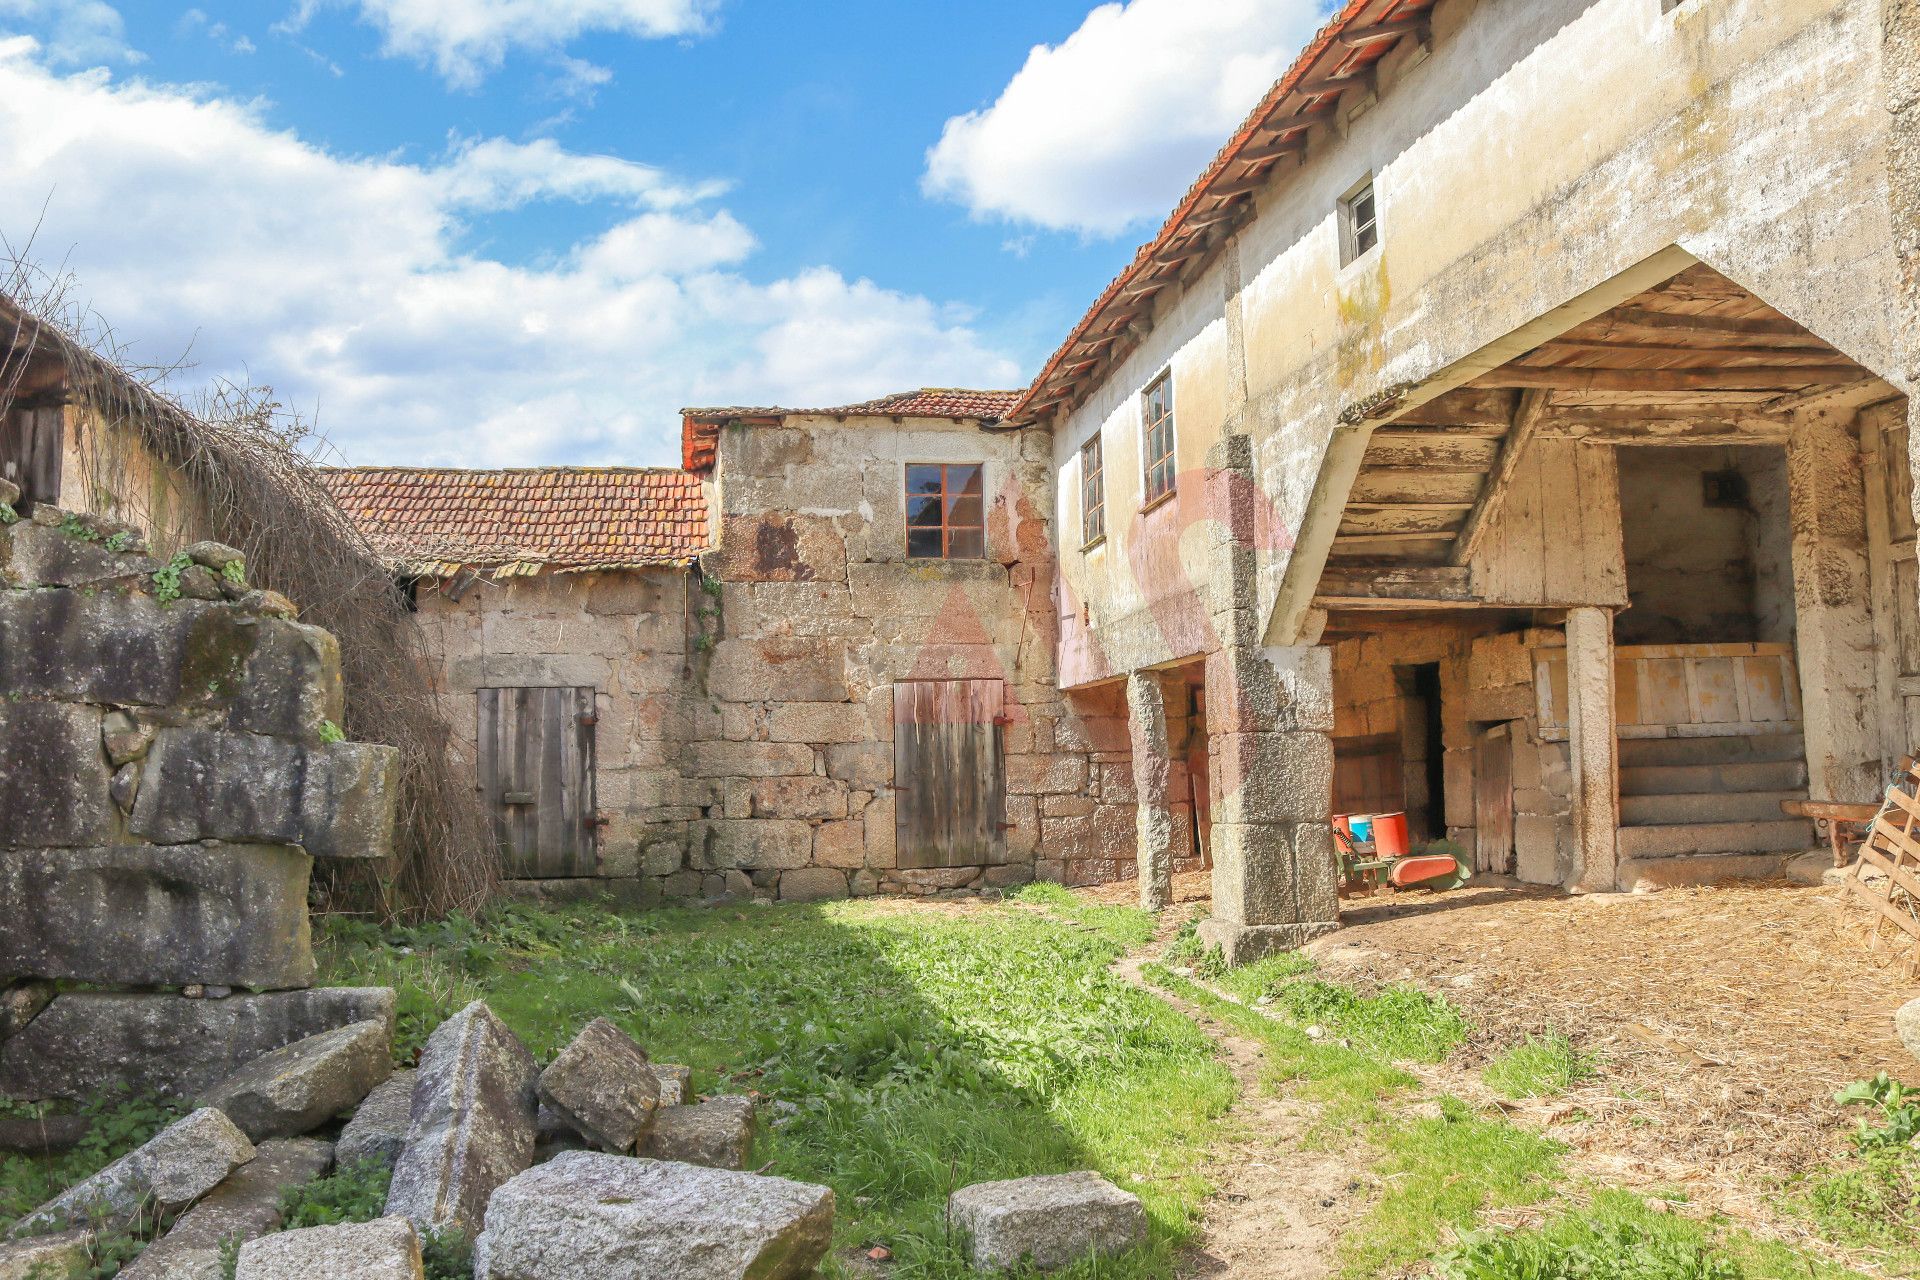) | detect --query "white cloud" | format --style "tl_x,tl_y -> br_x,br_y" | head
292,0 -> 716,87
0,0 -> 138,65
0,43 -> 1021,467
178,9 -> 256,56
923,0 -> 1330,237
